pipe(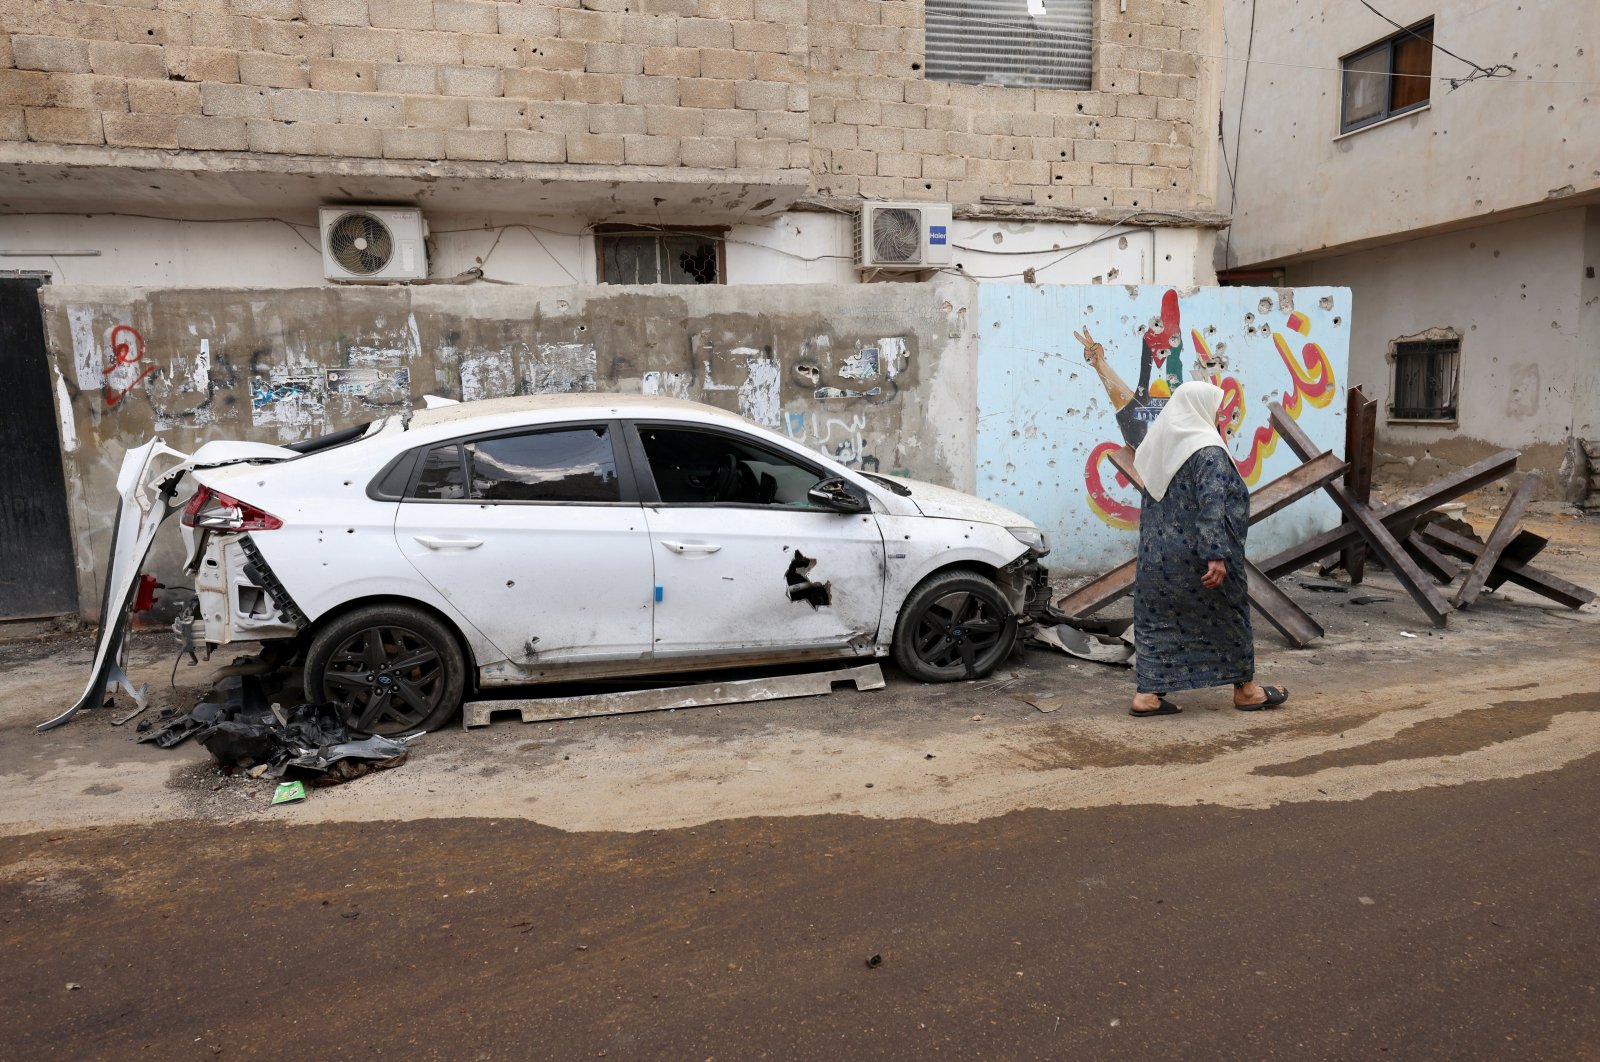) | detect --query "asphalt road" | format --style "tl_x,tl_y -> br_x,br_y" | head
4,750 -> 1597,1060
